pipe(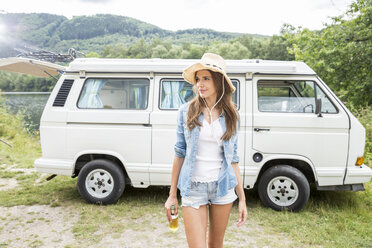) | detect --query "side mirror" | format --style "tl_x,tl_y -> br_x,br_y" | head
315,98 -> 323,117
